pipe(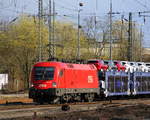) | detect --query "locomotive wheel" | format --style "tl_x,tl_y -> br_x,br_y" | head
85,94 -> 94,102
62,94 -> 70,103
74,95 -> 81,102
